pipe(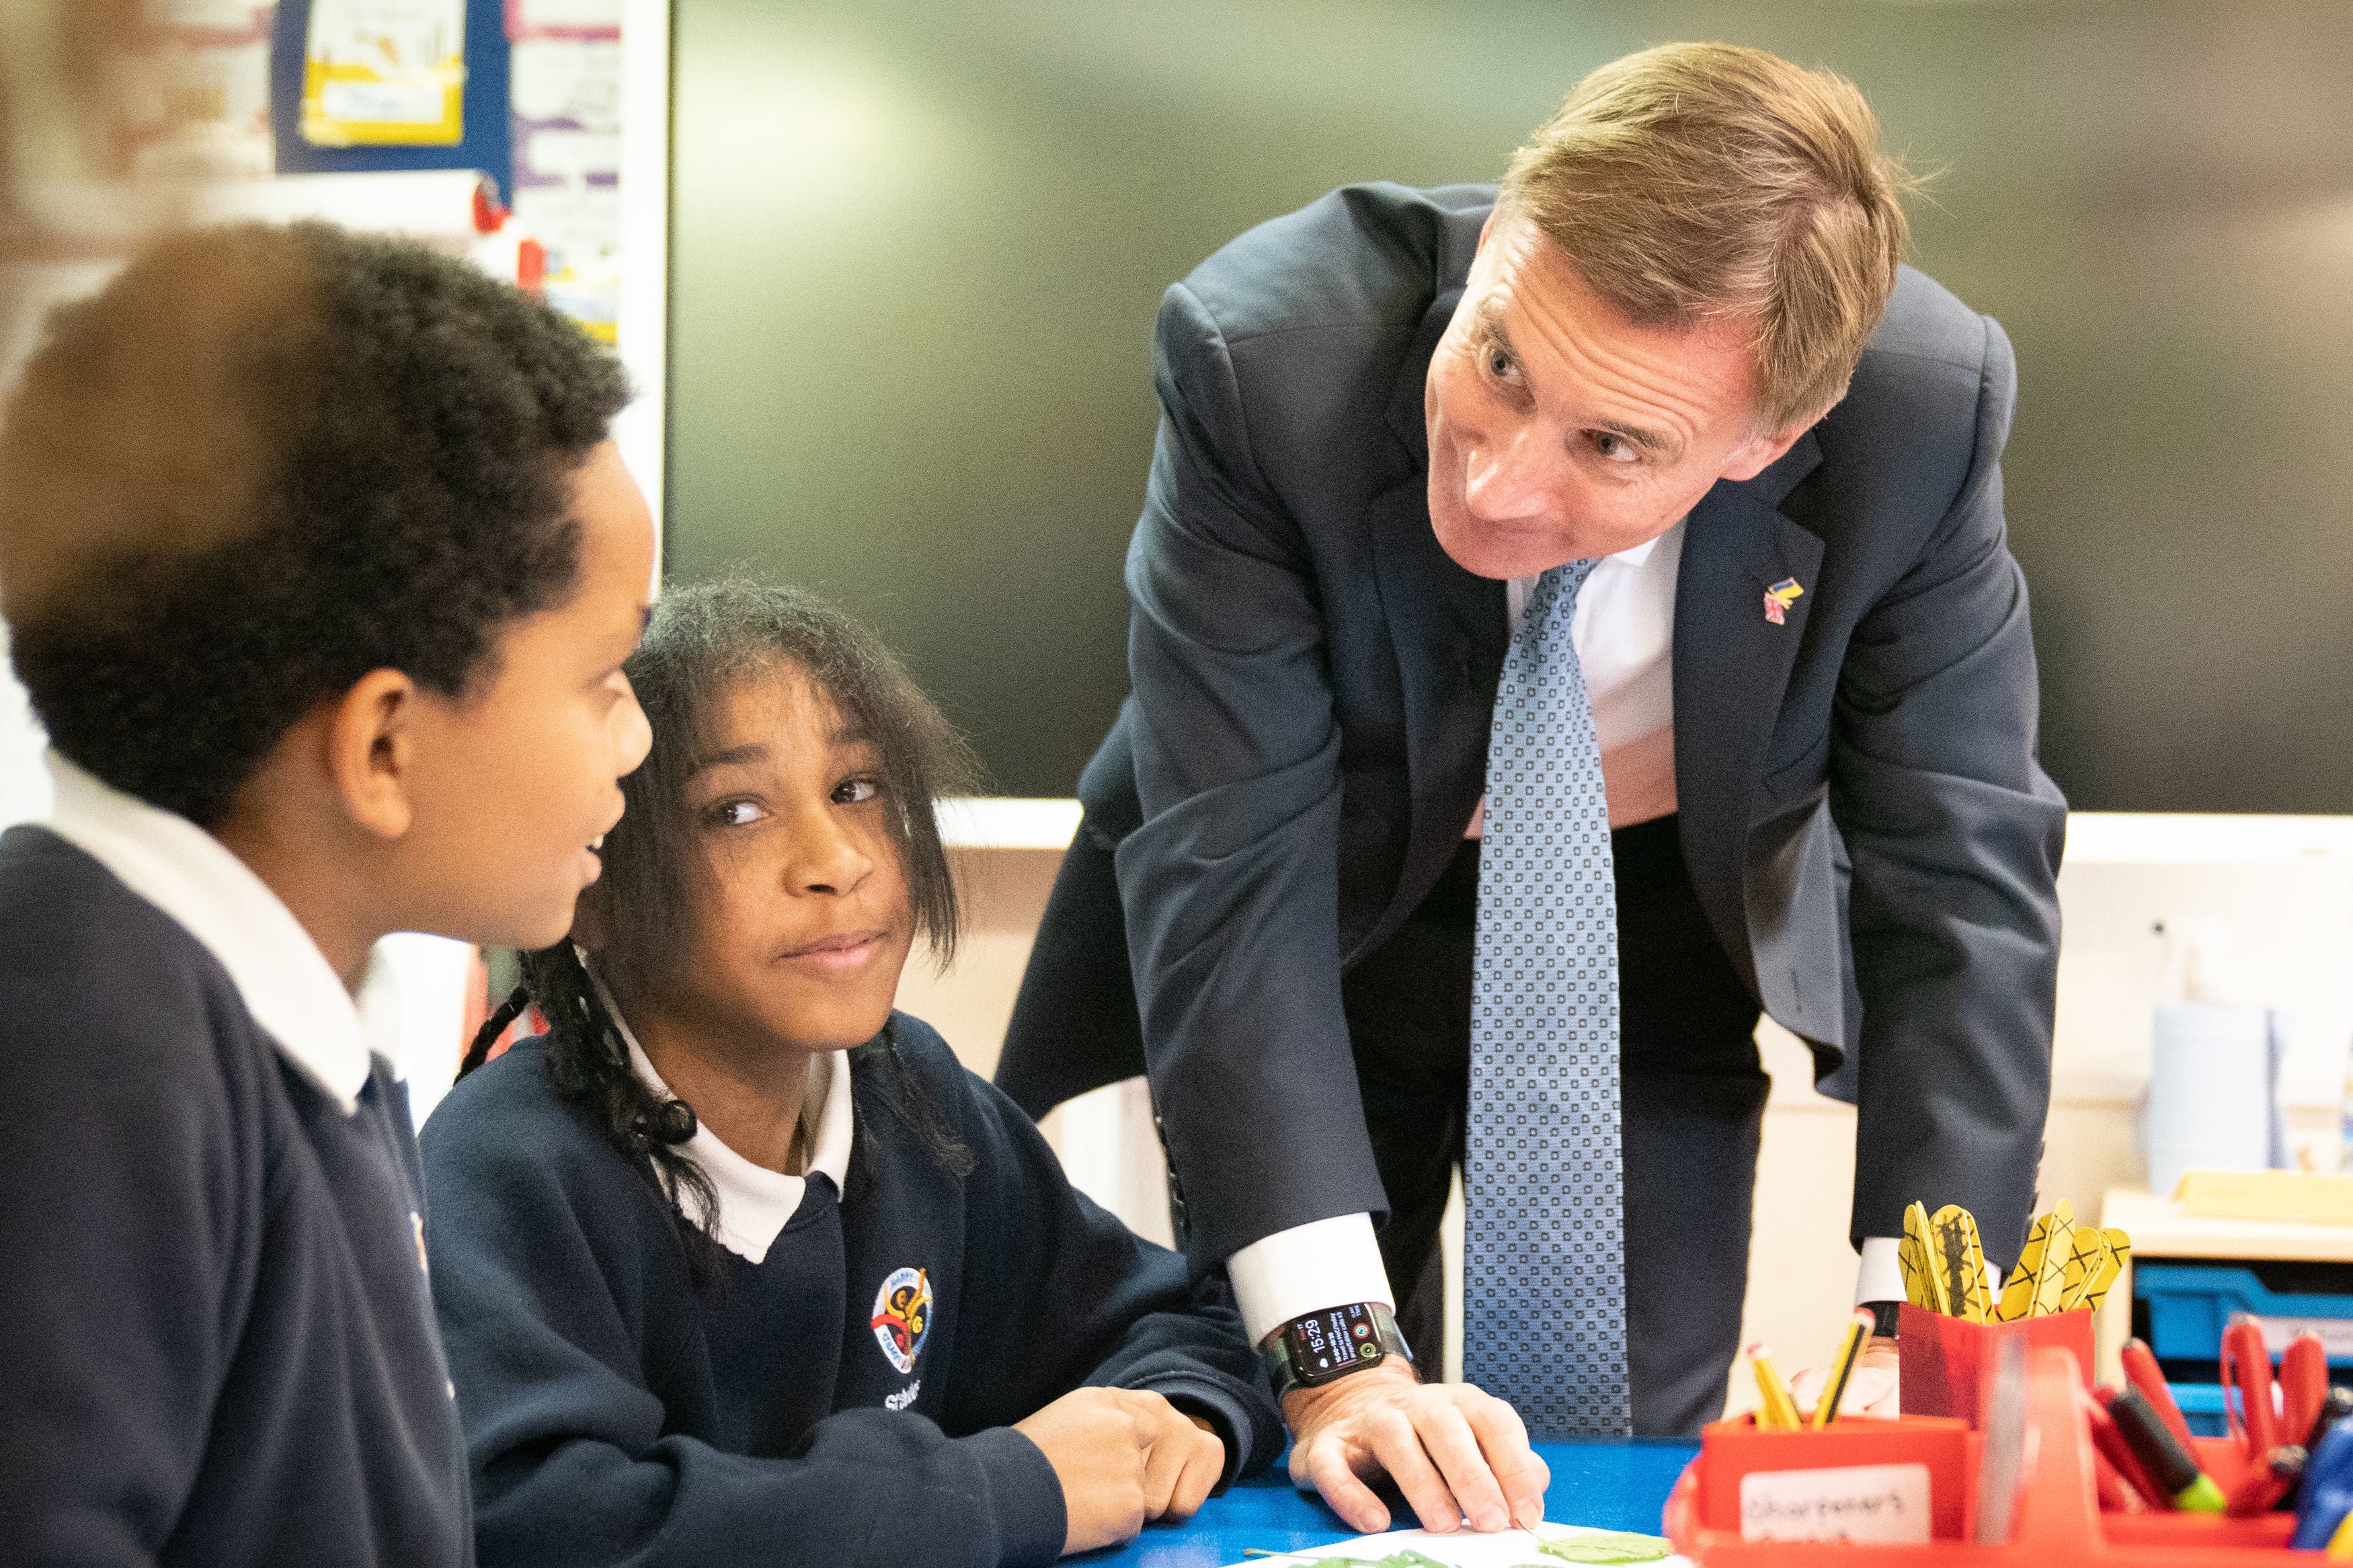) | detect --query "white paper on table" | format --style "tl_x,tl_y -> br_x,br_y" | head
1220,1524 -> 1692,1567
